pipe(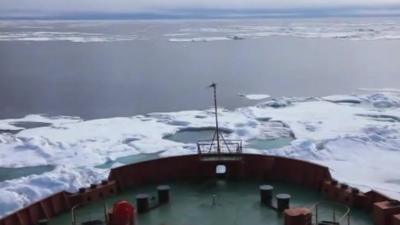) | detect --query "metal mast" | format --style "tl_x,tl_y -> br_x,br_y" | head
209,83 -> 221,155
196,83 -> 242,160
